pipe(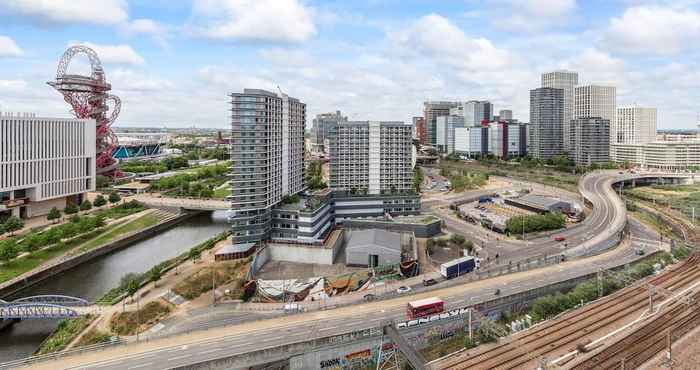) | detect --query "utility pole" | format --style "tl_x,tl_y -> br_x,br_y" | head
212,267 -> 216,307
136,293 -> 140,342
